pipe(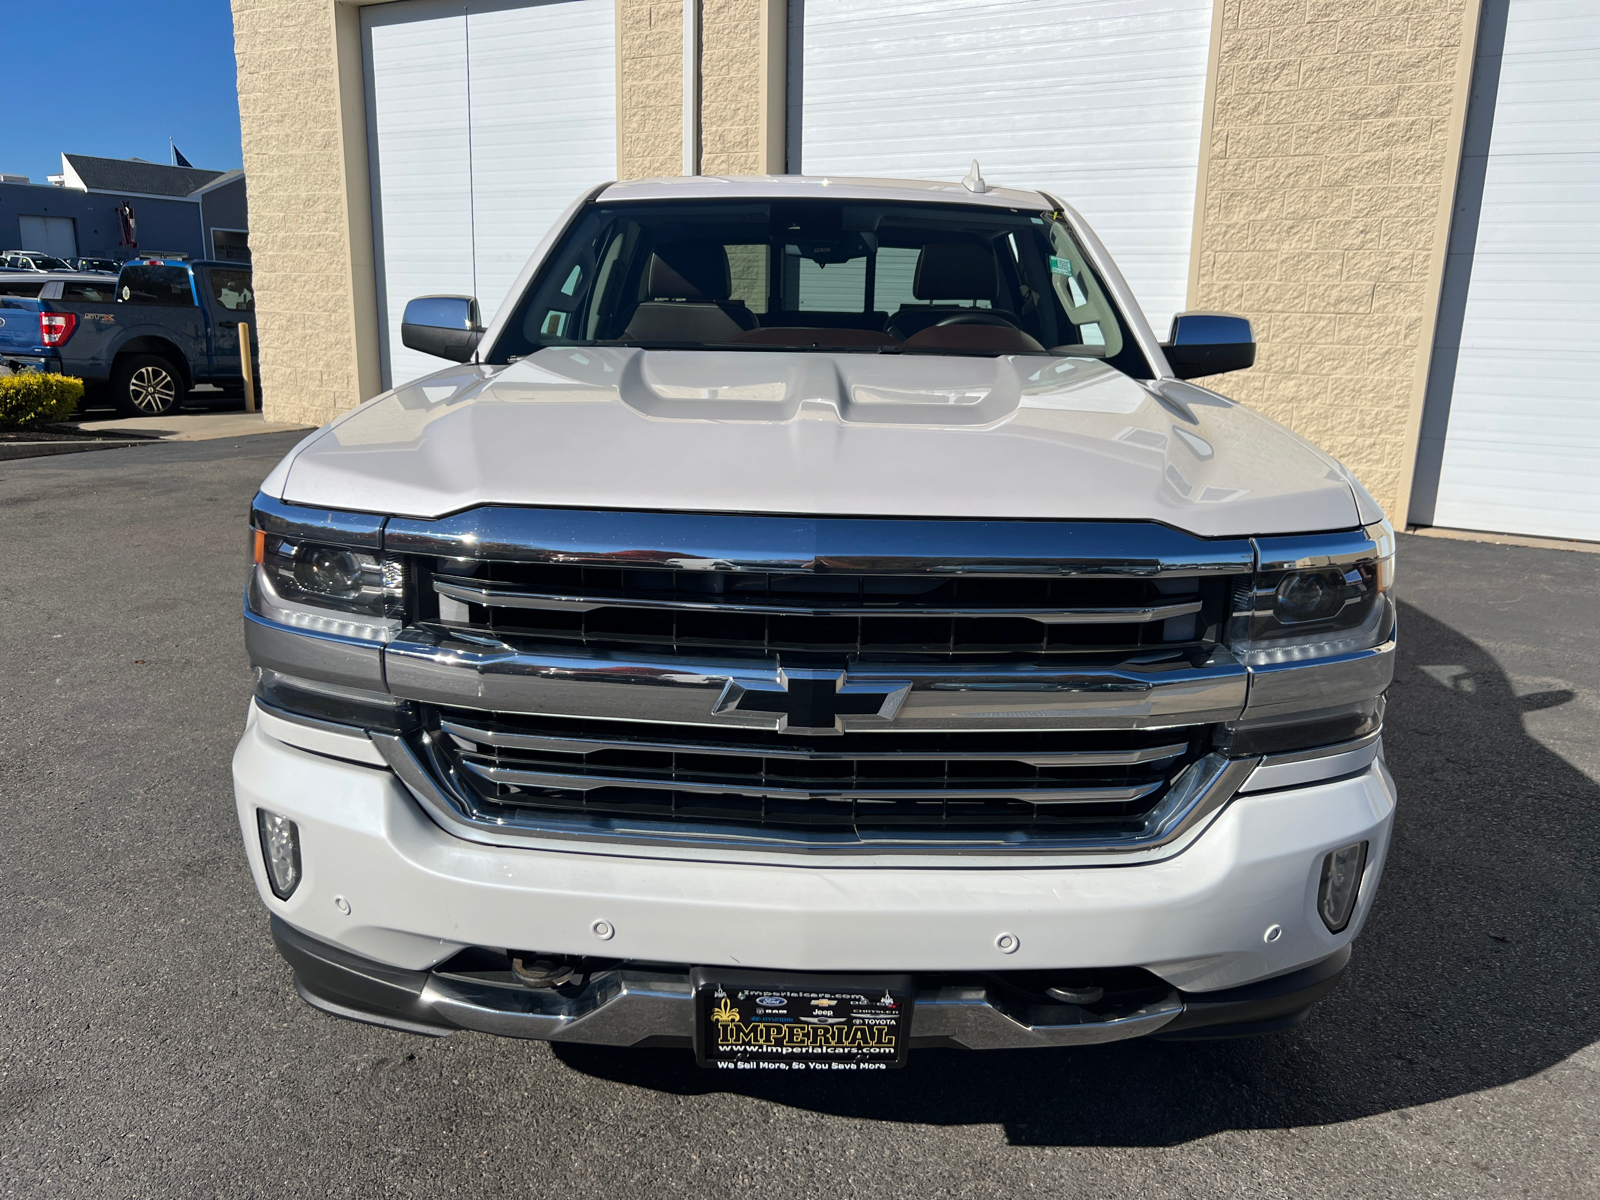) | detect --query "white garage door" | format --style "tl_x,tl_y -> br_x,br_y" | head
789,0 -> 1213,338
363,0 -> 616,388
19,215 -> 78,259
1431,1 -> 1600,541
